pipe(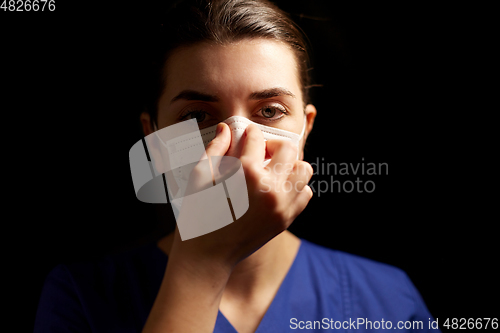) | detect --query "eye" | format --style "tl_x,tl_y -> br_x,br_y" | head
180,110 -> 209,123
257,104 -> 288,122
